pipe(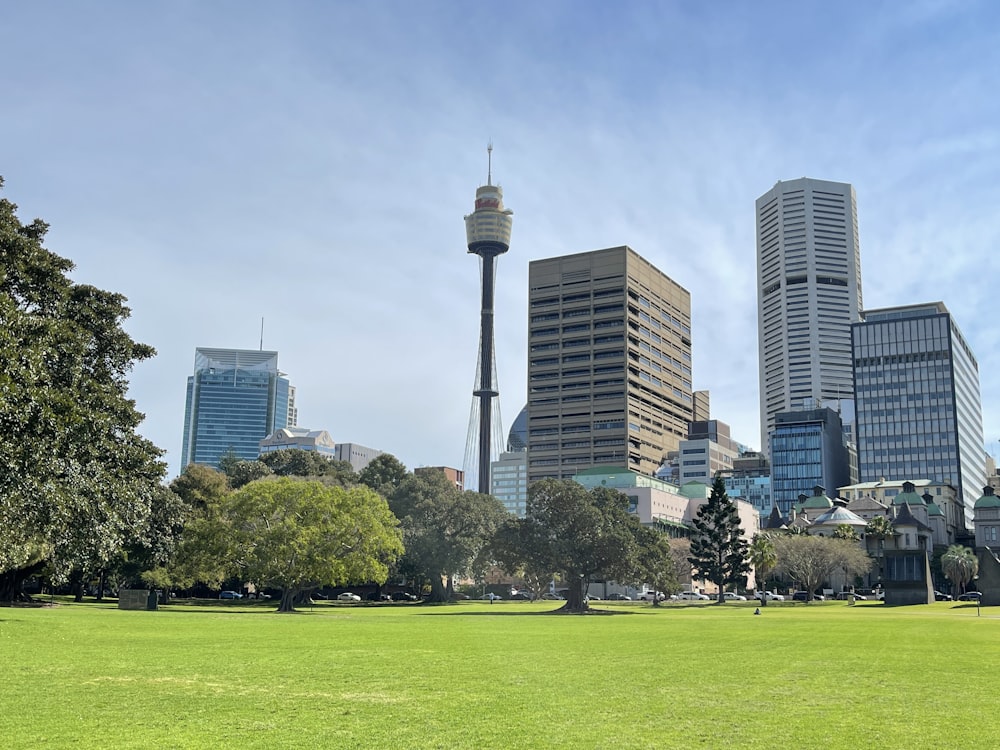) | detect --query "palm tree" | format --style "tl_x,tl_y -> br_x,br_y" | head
941,545 -> 979,597
864,515 -> 894,589
833,524 -> 860,542
749,533 -> 777,606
